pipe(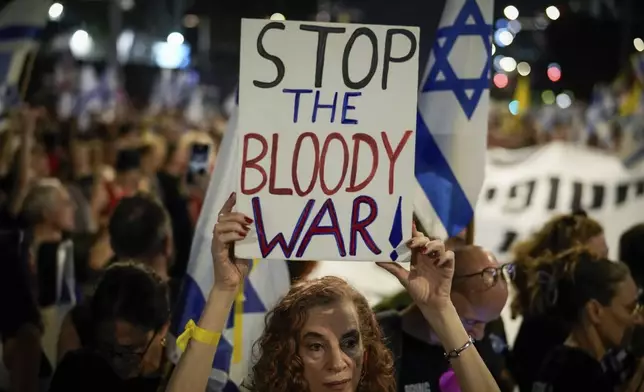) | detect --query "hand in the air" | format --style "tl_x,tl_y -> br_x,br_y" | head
211,192 -> 252,292
377,223 -> 455,313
